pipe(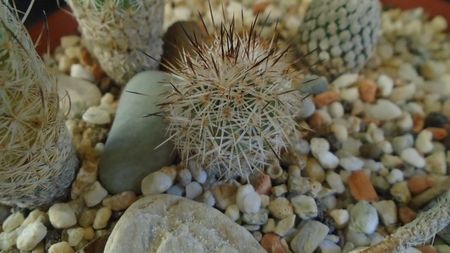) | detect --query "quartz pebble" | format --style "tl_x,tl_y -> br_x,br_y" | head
401,148 -> 426,168
390,181 -> 411,204
48,242 -> 75,253
291,195 -> 318,219
333,73 -> 358,88
242,209 -> 269,225
2,212 -> 24,232
329,209 -> 349,228
316,151 -> 340,169
48,203 -> 77,229
349,201 -> 379,234
290,220 -> 329,253
236,184 -> 261,214
416,130 -> 434,154
83,181 -> 108,207
141,170 -> 175,195
339,156 -> 364,171
16,222 -> 47,251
